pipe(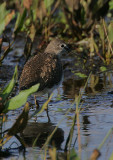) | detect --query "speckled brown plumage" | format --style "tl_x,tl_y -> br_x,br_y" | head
19,39 -> 70,96
19,52 -> 62,94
